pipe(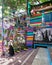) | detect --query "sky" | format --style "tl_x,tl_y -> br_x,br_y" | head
0,6 -> 2,18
